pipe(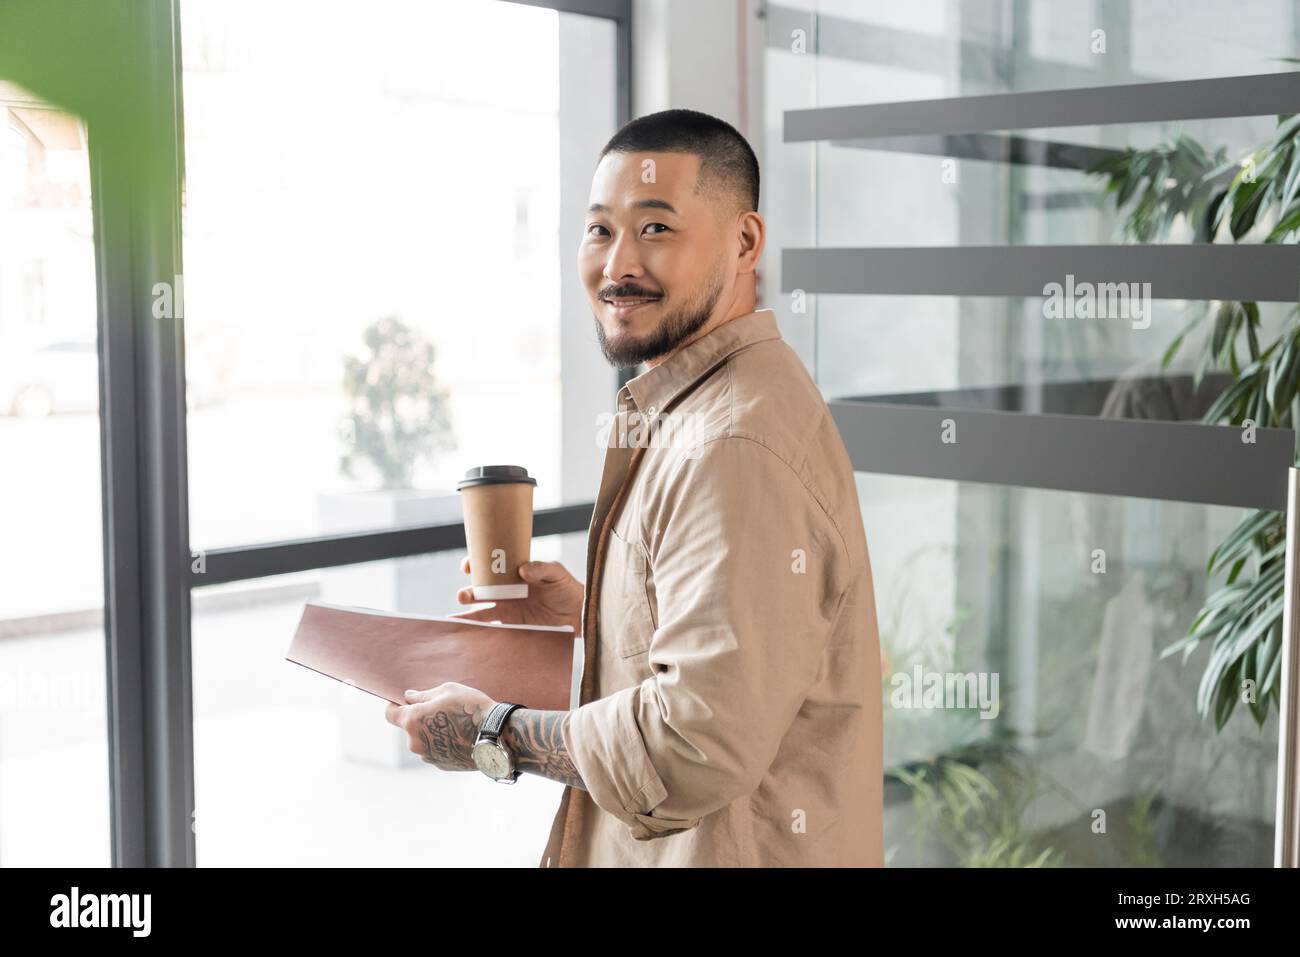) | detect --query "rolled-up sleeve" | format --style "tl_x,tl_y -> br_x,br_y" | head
563,435 -> 850,841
